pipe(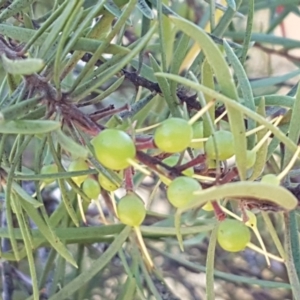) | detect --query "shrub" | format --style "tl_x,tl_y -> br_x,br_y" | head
0,0 -> 300,299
